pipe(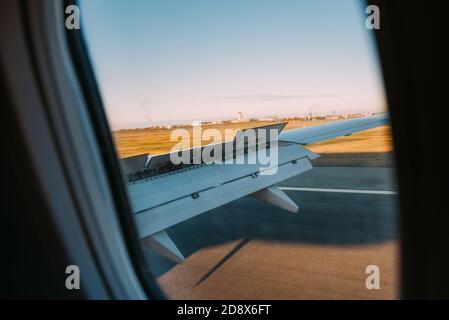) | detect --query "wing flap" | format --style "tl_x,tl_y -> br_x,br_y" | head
251,185 -> 299,213
142,230 -> 184,263
135,156 -> 313,238
128,143 -> 317,213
